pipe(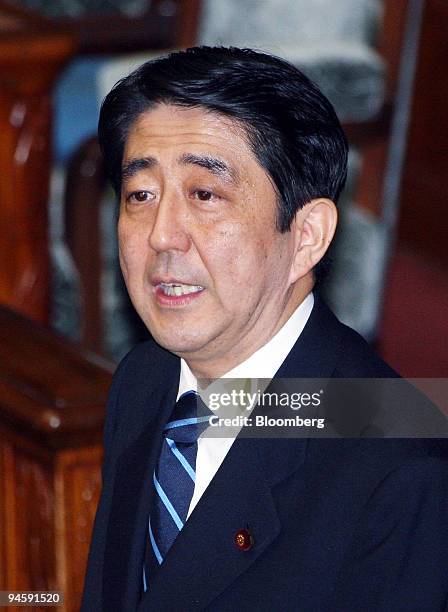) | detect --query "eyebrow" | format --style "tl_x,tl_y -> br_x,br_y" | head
121,156 -> 157,183
179,153 -> 240,183
121,153 -> 240,185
